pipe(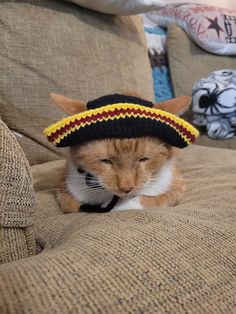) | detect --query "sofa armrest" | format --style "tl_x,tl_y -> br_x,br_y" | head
0,120 -> 36,263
